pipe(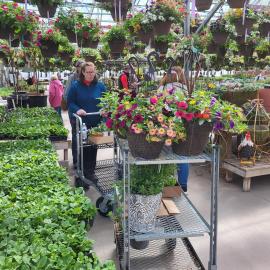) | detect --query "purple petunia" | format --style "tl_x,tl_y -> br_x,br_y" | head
134,114 -> 144,123
210,97 -> 217,107
229,120 -> 234,129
